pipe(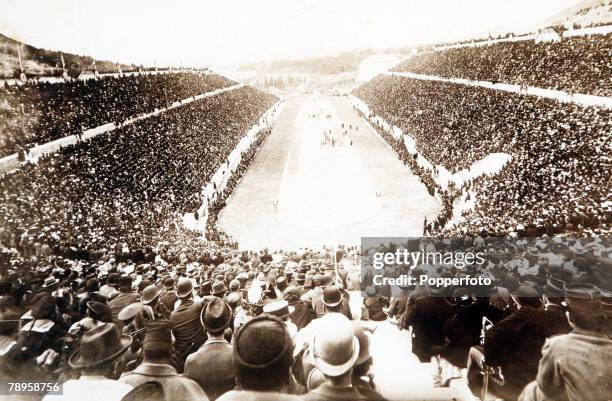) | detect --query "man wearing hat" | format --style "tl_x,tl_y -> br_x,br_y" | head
121,320 -> 209,401
540,275 -> 571,335
141,284 -> 169,320
43,323 -> 133,401
159,277 -> 178,313
402,287 -> 455,362
68,301 -> 112,336
305,321 -> 383,401
519,283 -> 612,401
109,275 -> 140,324
211,281 -> 227,298
216,315 -> 302,401
78,278 -> 107,316
17,294 -> 66,364
482,284 -> 555,401
170,277 -> 207,371
303,313 -> 365,401
442,287 -> 504,369
302,273 -> 335,318
284,288 -> 313,330
185,298 -> 235,401
263,300 -> 298,338
322,285 -> 352,320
